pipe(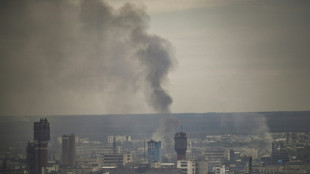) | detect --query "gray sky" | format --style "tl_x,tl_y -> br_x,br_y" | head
1,0 -> 310,115
143,0 -> 310,113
